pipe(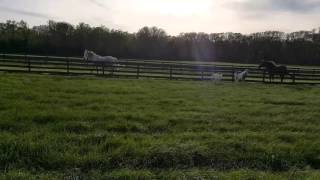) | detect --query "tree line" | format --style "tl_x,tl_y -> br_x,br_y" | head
1,20 -> 320,65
